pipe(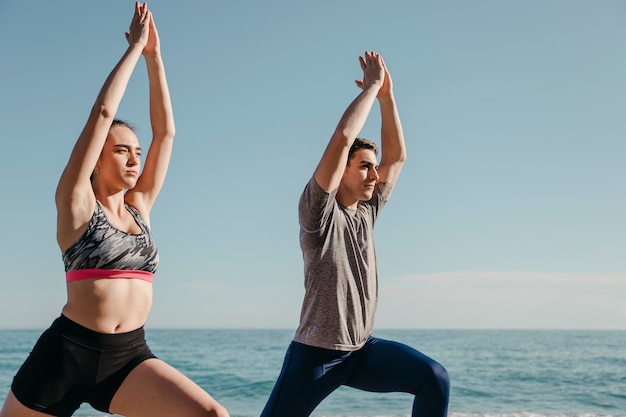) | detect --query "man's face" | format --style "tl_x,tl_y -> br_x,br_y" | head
341,149 -> 379,202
